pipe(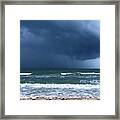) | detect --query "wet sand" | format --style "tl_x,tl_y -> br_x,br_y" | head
20,96 -> 100,100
